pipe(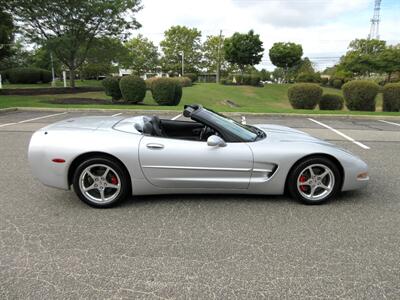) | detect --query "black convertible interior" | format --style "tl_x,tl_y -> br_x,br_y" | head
140,116 -> 216,141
